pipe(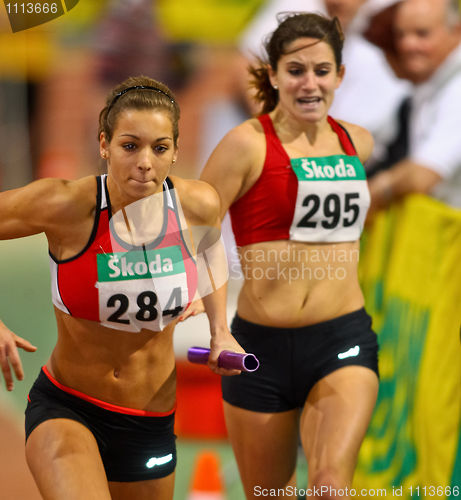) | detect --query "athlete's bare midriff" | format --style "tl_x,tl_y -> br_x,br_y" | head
46,308 -> 177,413
42,176 -> 202,414
235,239 -> 364,328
